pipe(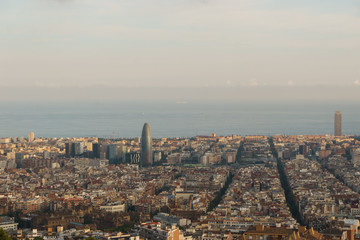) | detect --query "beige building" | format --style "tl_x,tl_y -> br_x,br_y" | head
28,132 -> 35,142
100,202 -> 126,213
335,111 -> 342,136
